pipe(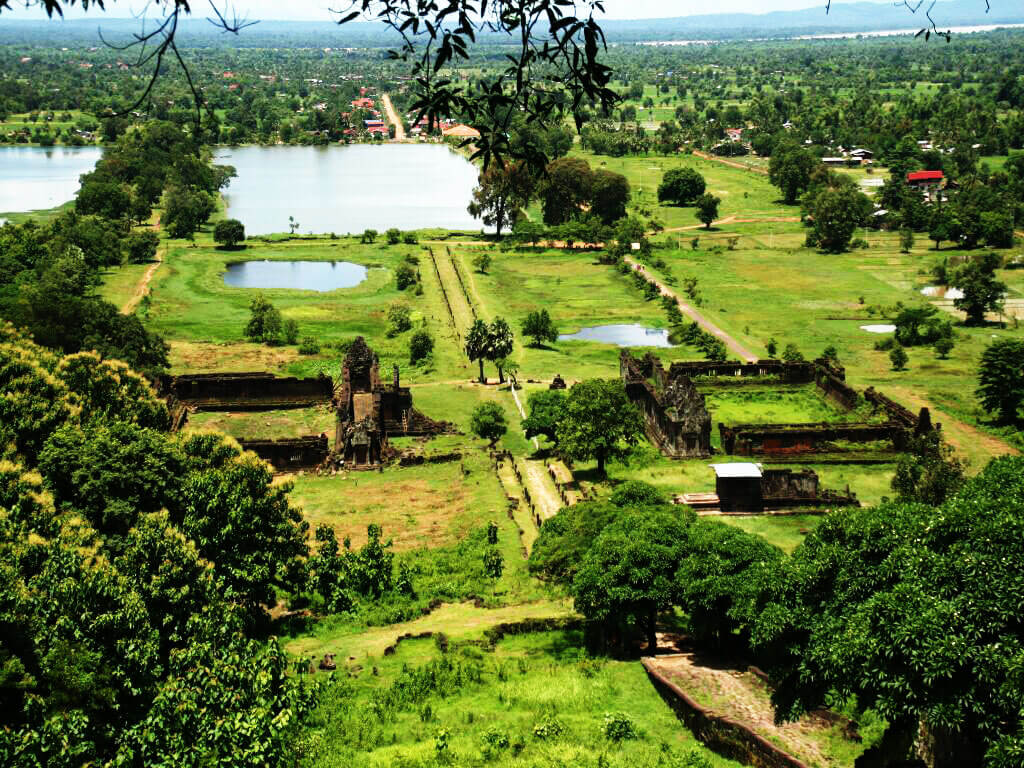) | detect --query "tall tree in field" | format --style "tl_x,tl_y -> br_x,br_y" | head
522,389 -> 566,446
470,402 -> 508,447
541,157 -> 594,226
467,161 -> 534,238
976,338 -> 1024,423
807,183 -> 871,253
556,379 -> 643,475
953,252 -> 1007,326
695,193 -> 721,229
657,167 -> 705,206
522,309 -> 558,347
465,319 -> 490,384
590,169 -> 631,224
487,317 -> 515,384
769,141 -> 816,204
572,509 -> 690,653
